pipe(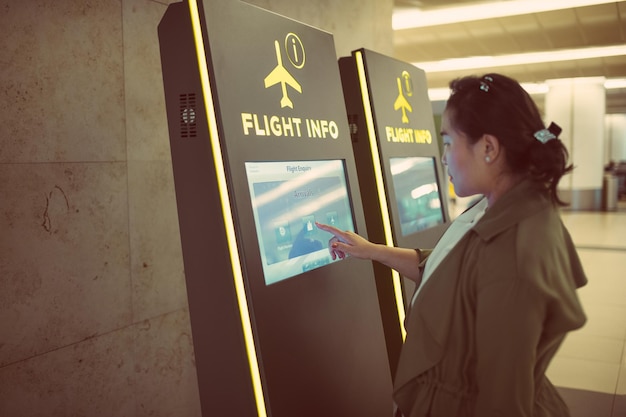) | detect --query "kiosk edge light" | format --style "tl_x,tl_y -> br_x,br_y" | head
159,2 -> 393,416
339,48 -> 451,378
